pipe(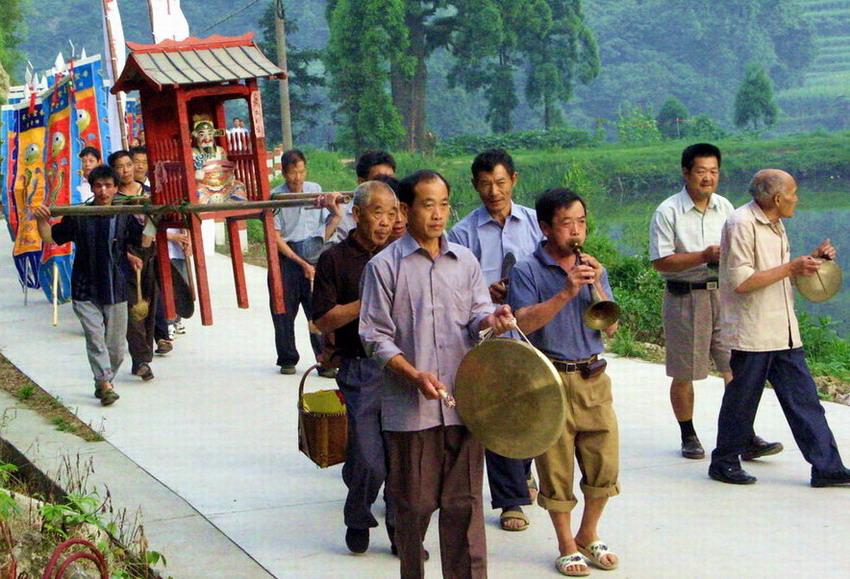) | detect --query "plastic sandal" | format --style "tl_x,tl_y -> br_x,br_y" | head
555,553 -> 589,577
578,540 -> 619,570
